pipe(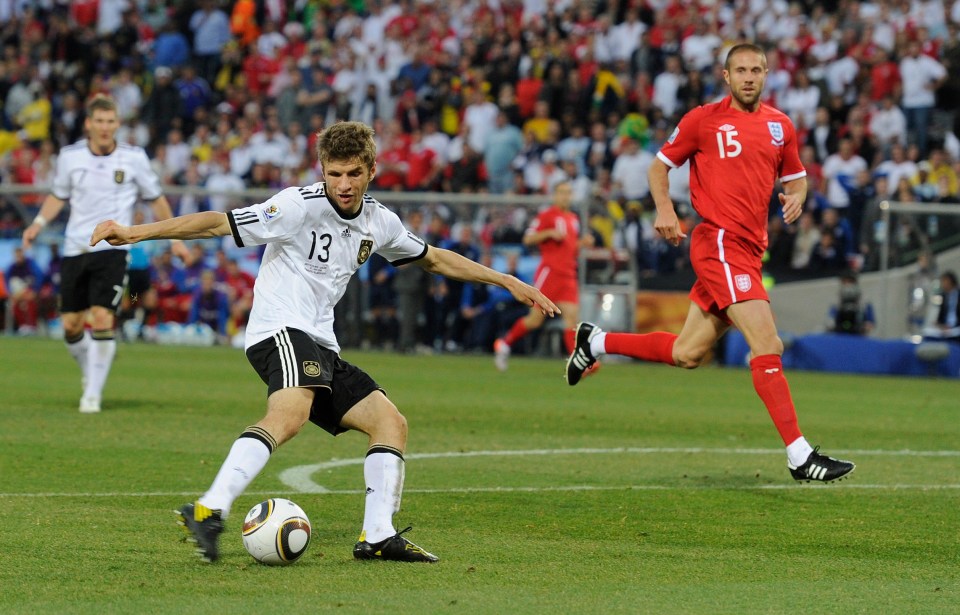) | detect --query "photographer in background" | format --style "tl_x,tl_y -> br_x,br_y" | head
828,271 -> 876,335
933,271 -> 960,341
